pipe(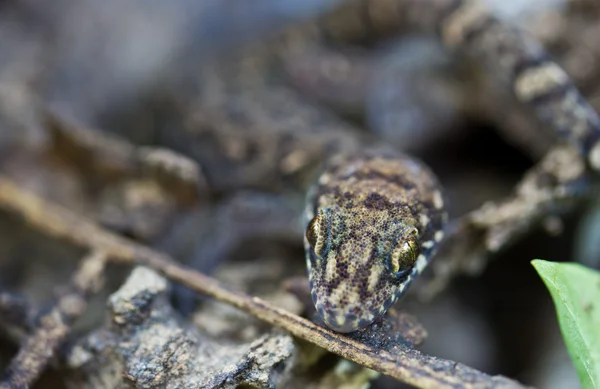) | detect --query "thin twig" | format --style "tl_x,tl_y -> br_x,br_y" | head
0,251 -> 106,389
0,175 -> 529,389
425,145 -> 591,298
